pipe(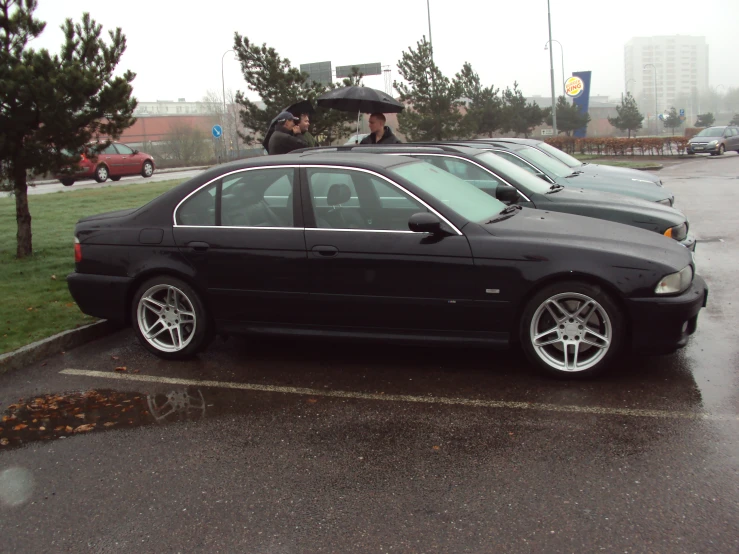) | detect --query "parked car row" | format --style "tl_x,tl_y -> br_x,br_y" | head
67,140 -> 707,379
57,142 -> 156,186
